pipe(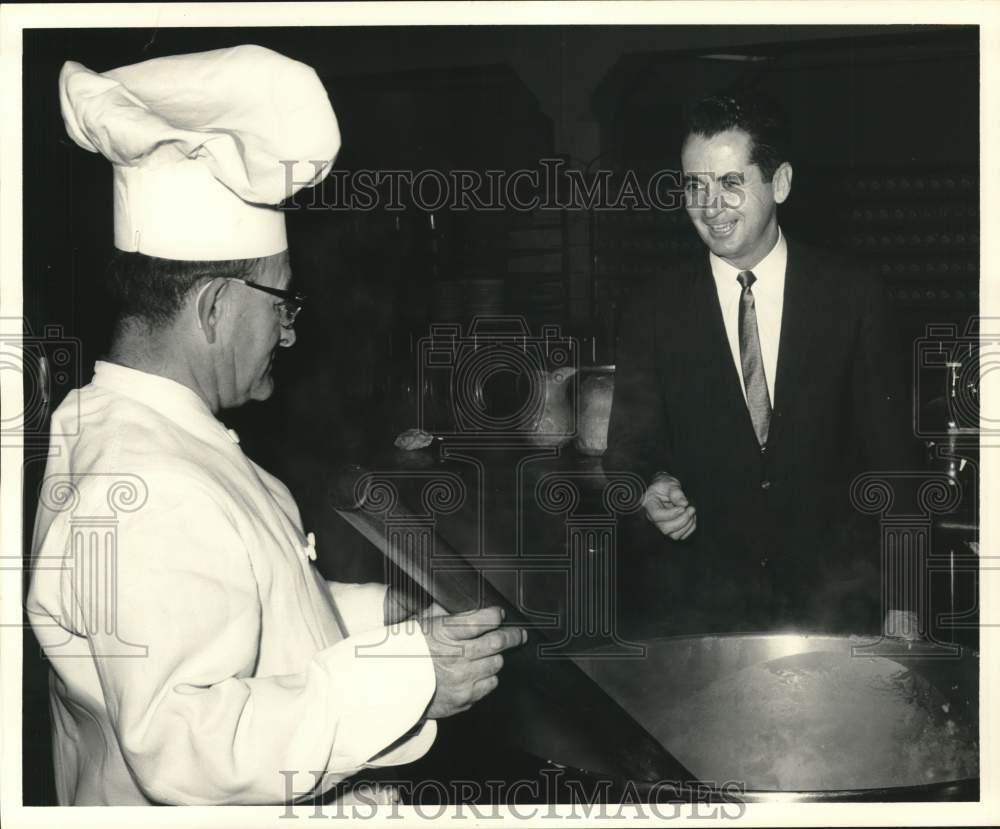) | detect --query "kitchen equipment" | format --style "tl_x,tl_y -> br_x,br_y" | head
571,632 -> 979,801
920,342 -> 979,487
328,462 -> 978,802
526,366 -> 577,447
575,365 -> 615,456
328,463 -> 696,786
